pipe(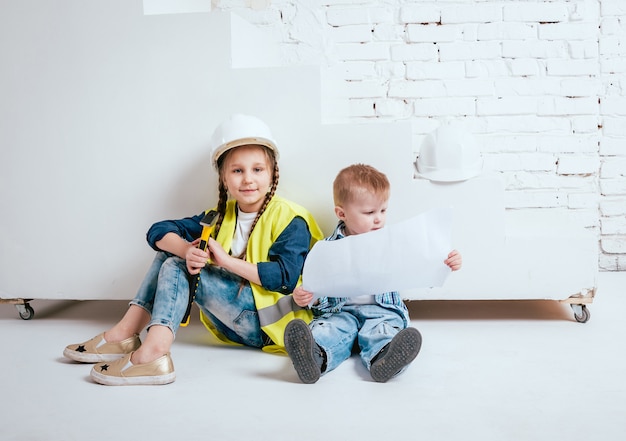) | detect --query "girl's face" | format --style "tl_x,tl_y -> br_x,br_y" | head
335,191 -> 388,236
221,145 -> 273,213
